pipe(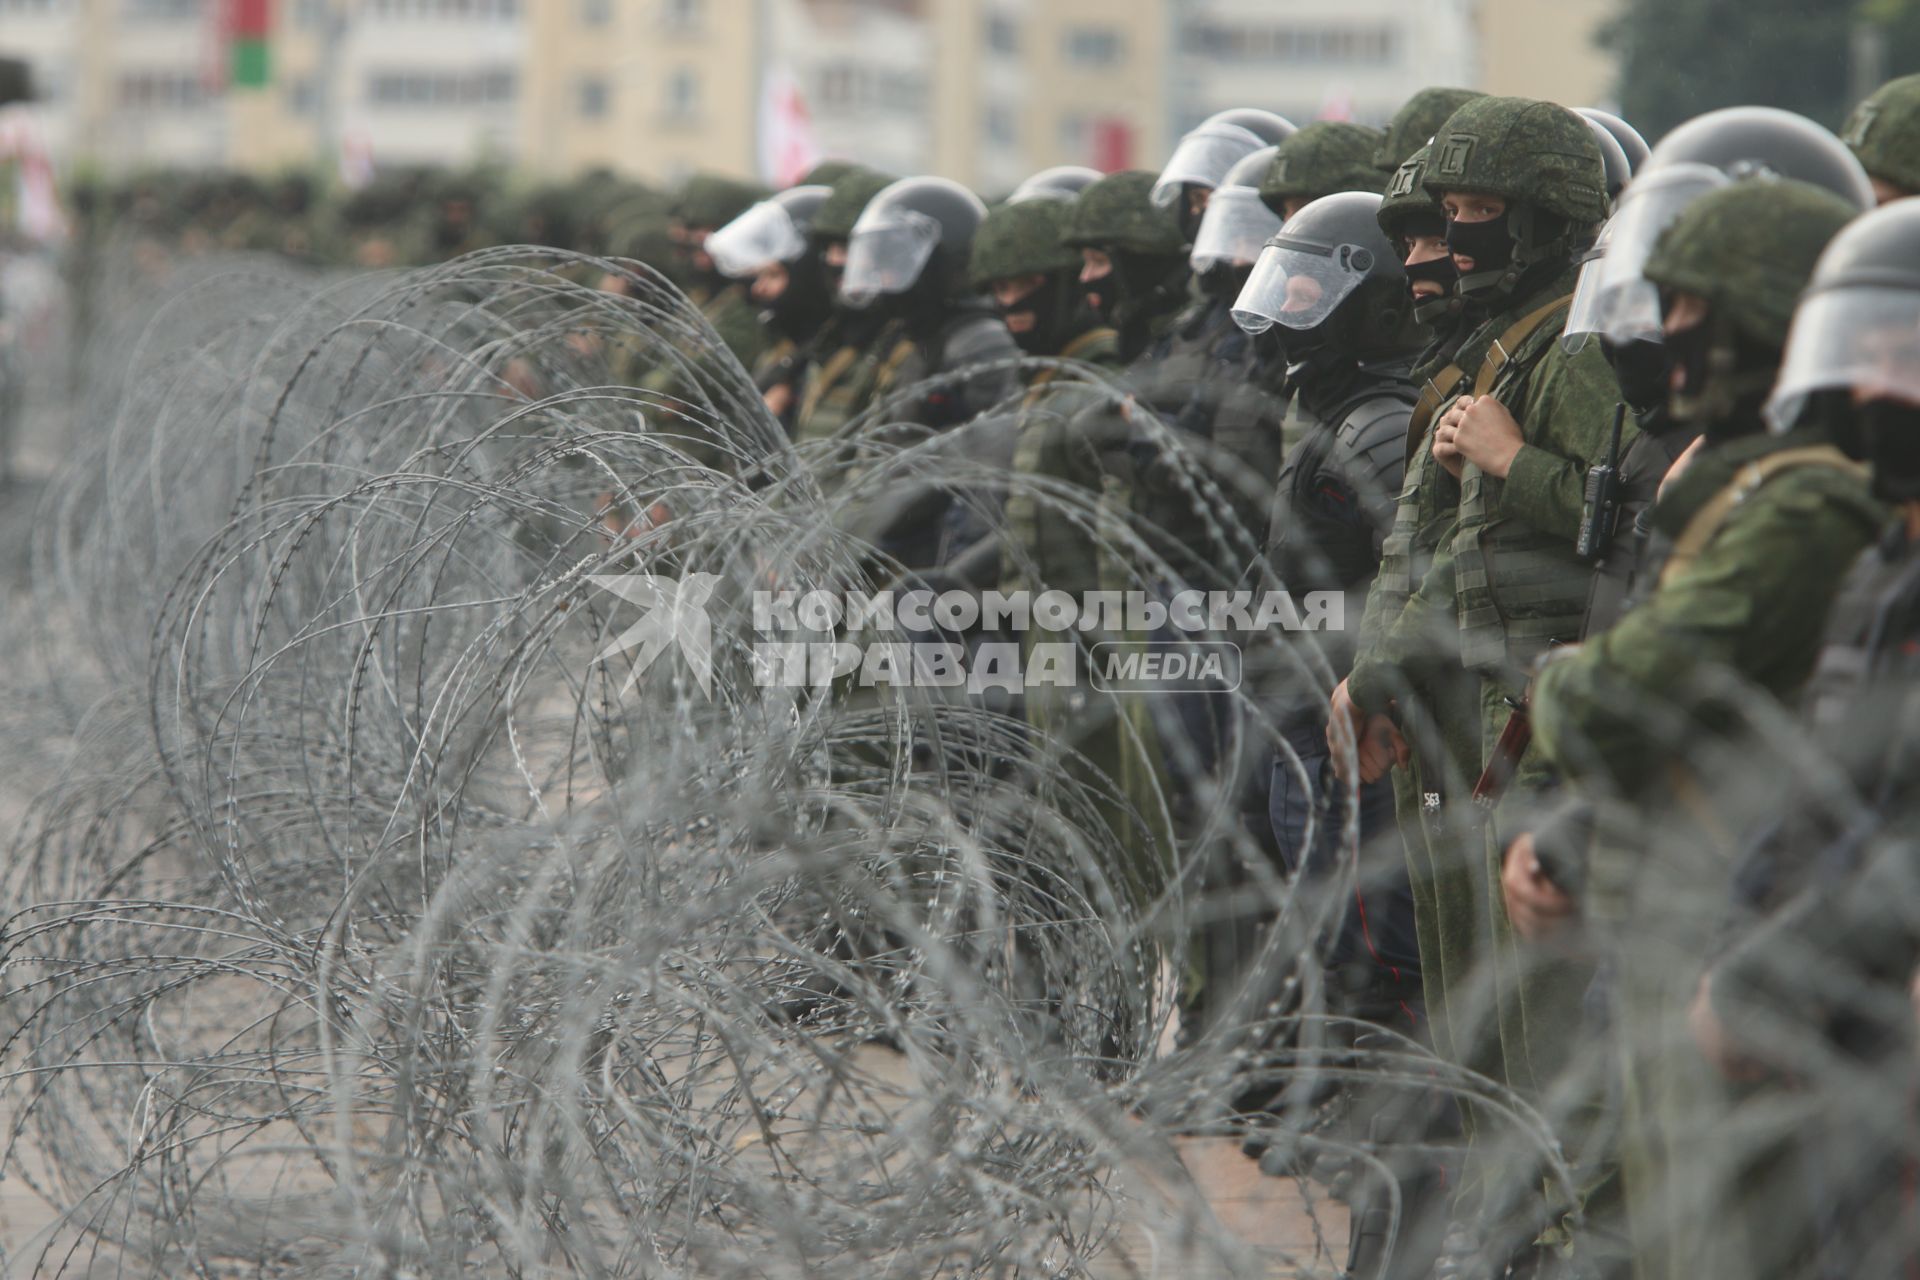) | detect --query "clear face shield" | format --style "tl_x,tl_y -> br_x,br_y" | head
1767,286 -> 1920,432
838,208 -> 941,308
706,200 -> 809,279
1151,122 -> 1267,208
1560,163 -> 1730,353
1190,185 -> 1285,274
1231,238 -> 1374,335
